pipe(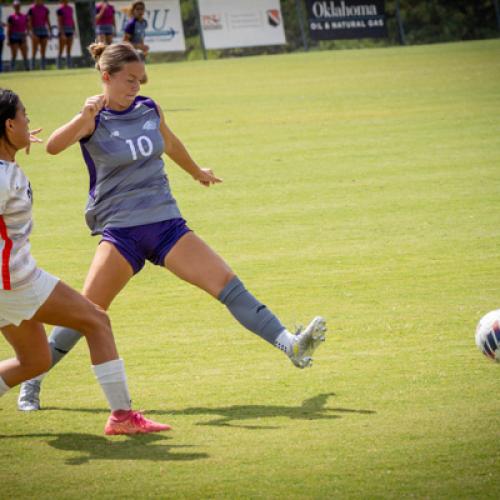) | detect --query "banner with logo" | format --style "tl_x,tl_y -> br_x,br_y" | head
198,0 -> 286,50
306,0 -> 387,40
113,0 -> 185,52
1,2 -> 82,62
